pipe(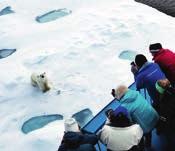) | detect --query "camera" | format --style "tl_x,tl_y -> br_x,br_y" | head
105,109 -> 113,117
130,61 -> 136,66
